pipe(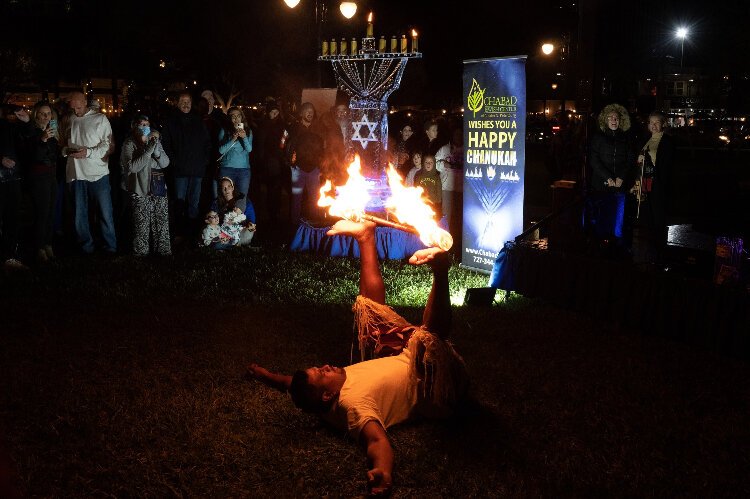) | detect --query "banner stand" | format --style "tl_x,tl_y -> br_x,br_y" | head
461,56 -> 527,274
